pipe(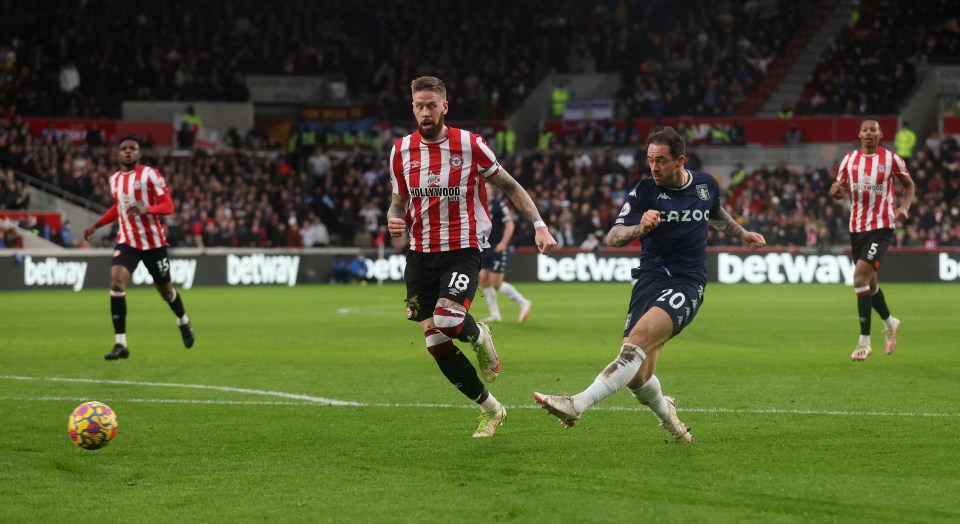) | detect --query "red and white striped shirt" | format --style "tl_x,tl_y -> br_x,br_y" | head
99,165 -> 172,250
836,147 -> 910,232
389,127 -> 499,253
